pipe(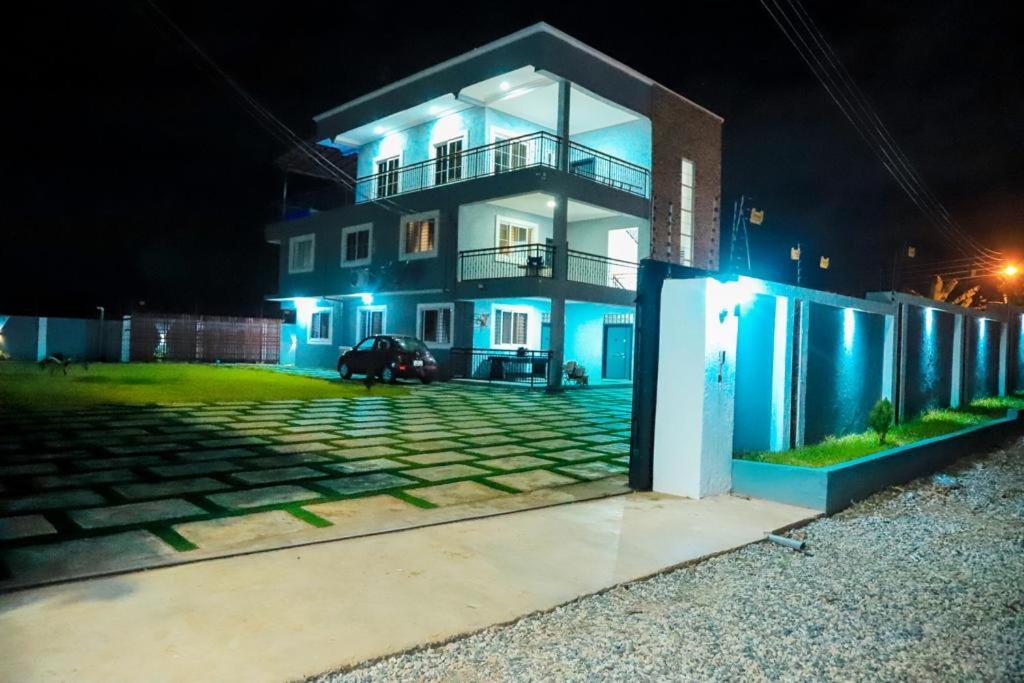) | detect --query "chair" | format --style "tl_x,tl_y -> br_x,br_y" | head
564,361 -> 589,386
